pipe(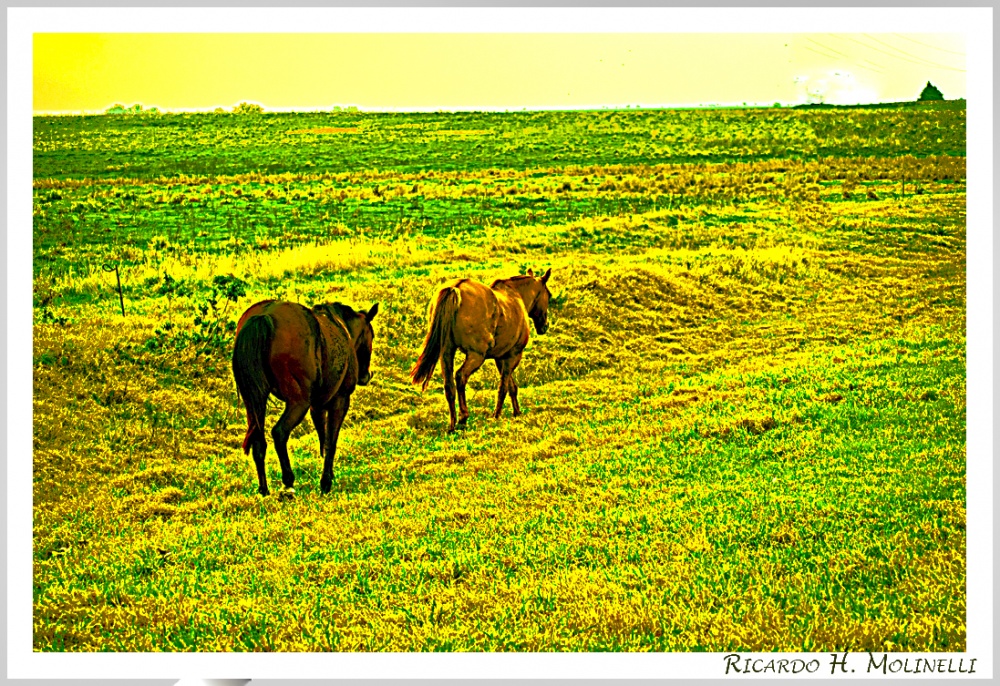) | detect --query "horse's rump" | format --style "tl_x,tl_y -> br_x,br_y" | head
232,313 -> 275,453
410,285 -> 462,390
